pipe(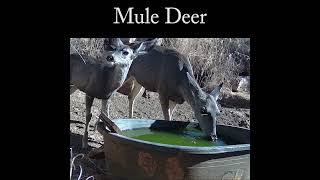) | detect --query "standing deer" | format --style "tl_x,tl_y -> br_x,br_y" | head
70,38 -> 156,148
113,44 -> 223,141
